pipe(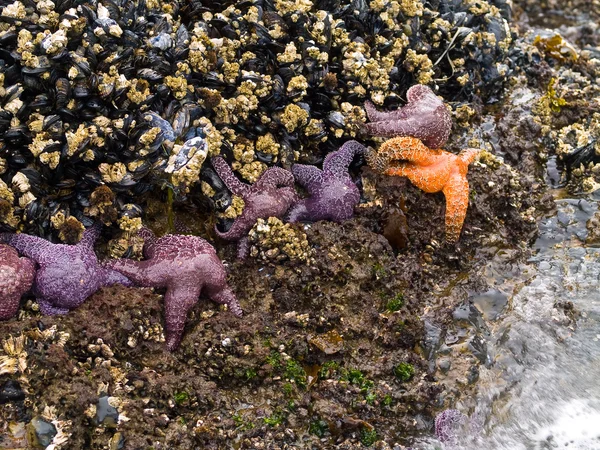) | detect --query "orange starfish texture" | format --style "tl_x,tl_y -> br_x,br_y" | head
366,136 -> 480,242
